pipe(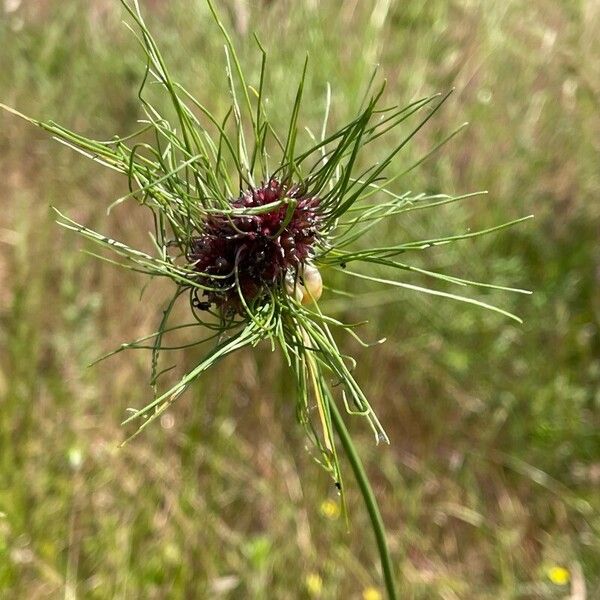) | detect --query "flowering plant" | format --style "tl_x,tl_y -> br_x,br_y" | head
1,1 -> 530,596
